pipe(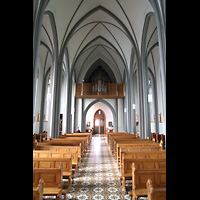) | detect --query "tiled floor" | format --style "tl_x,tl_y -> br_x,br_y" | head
66,134 -> 130,200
